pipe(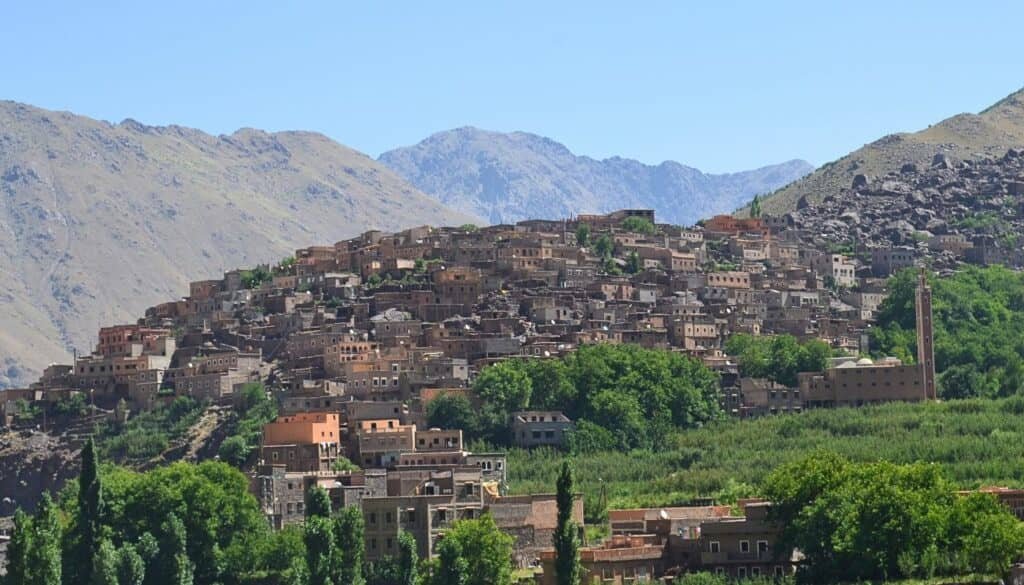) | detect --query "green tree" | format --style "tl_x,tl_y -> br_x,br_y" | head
93,540 -> 120,585
331,456 -> 360,473
396,531 -> 418,585
440,515 -> 513,585
749,194 -> 762,218
68,438 -> 105,585
433,537 -> 467,585
620,216 -> 656,235
574,224 -> 590,247
155,514 -> 193,585
29,493 -> 64,585
333,506 -> 365,585
553,462 -> 580,585
4,510 -> 33,585
217,436 -> 249,468
871,266 -> 1024,399
472,361 -> 533,443
303,516 -> 335,585
306,486 -> 332,519
625,251 -> 642,274
241,266 -> 272,289
426,394 -> 480,438
593,235 -> 613,258
600,257 -> 622,276
521,359 -> 575,412
115,545 -> 146,585
947,492 -> 1024,579
764,453 -> 1024,582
